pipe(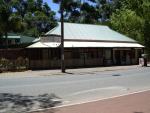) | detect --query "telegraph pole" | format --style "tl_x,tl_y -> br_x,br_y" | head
60,0 -> 65,73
